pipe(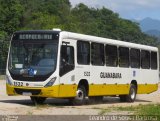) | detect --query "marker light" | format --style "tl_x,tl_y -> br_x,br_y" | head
52,28 -> 61,31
